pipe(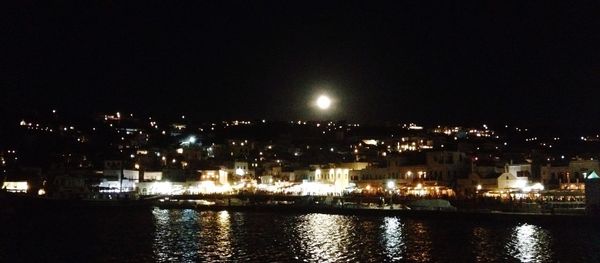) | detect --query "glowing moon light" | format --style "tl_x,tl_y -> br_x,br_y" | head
316,95 -> 332,110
